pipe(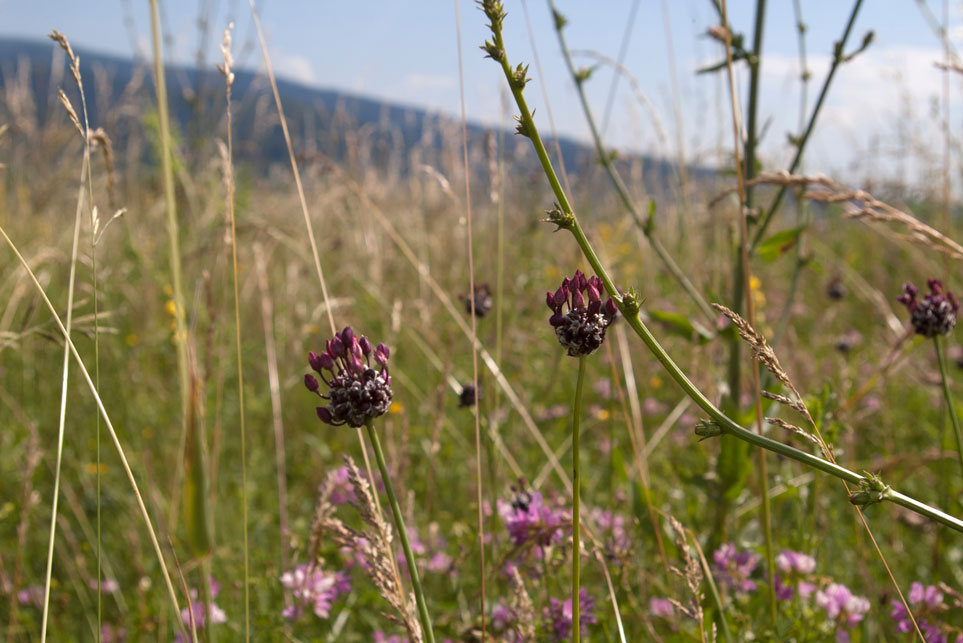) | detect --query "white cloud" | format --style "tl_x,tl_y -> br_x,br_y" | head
270,52 -> 316,86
